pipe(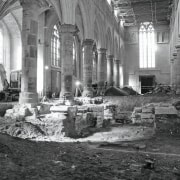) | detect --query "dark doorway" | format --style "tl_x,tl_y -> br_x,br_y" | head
139,75 -> 155,94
